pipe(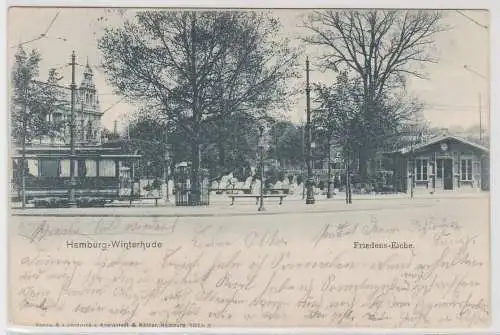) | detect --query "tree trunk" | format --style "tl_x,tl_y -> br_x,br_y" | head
189,141 -> 201,205
359,89 -> 376,182
21,133 -> 26,209
218,141 -> 226,174
358,148 -> 370,181
21,91 -> 28,209
188,12 -> 202,206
